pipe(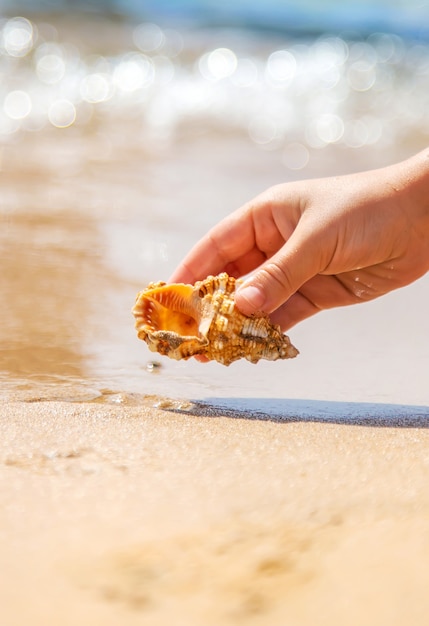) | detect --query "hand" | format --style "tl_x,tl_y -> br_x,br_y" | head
170,150 -> 429,330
